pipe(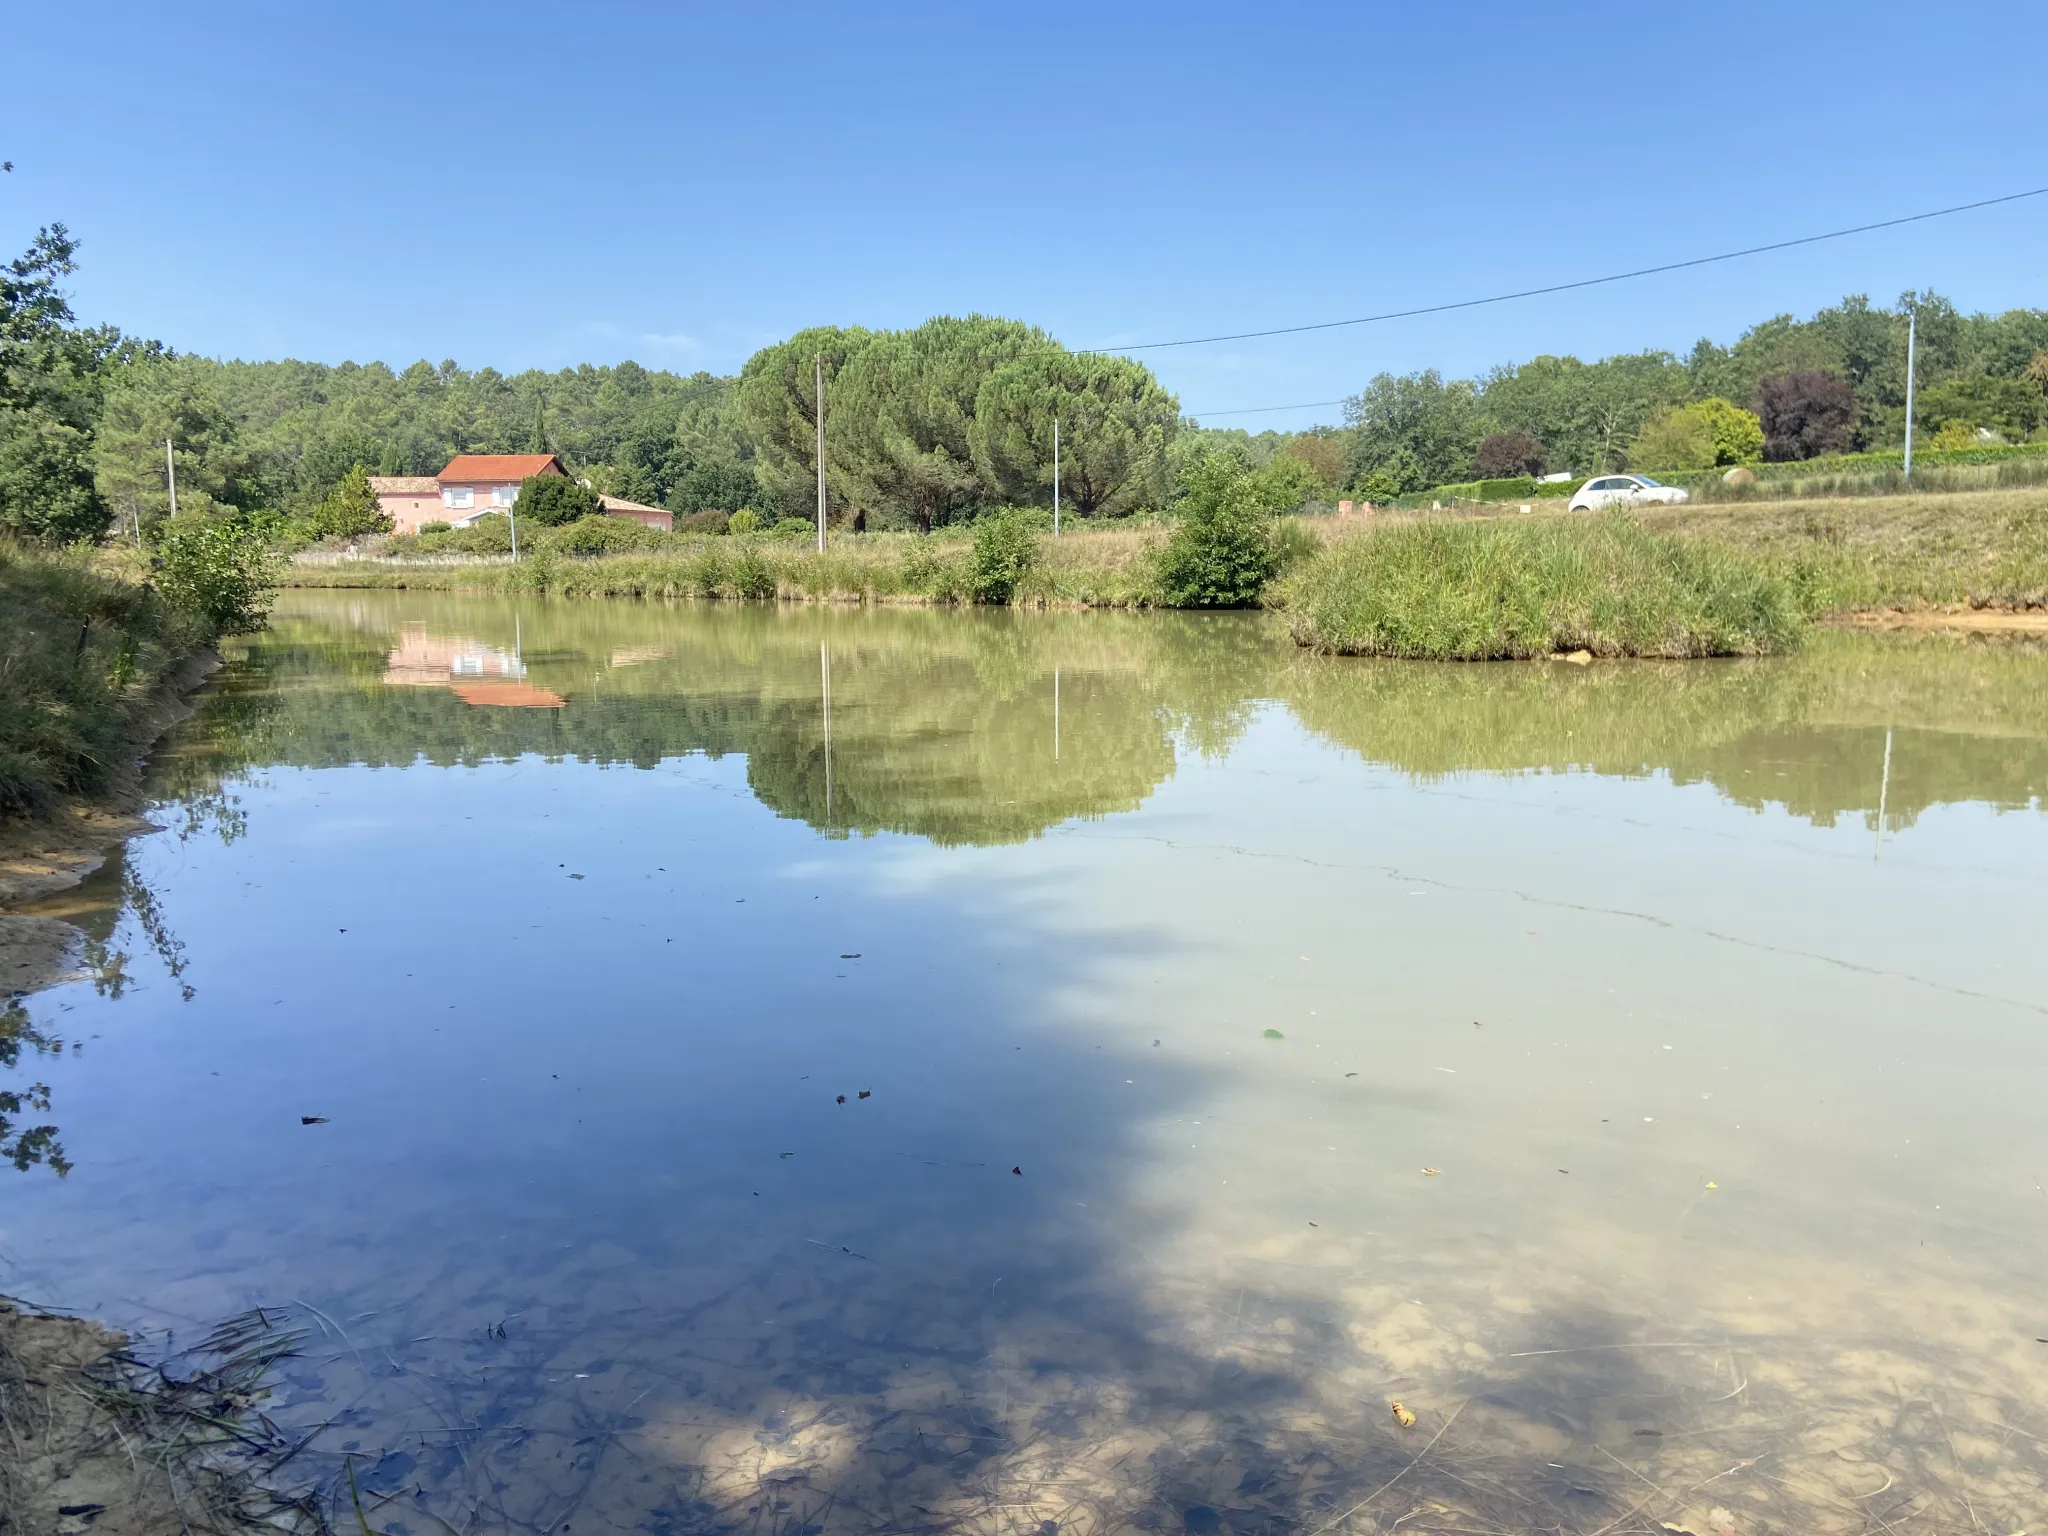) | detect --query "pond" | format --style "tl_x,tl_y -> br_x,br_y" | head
7,591 -> 2048,1534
